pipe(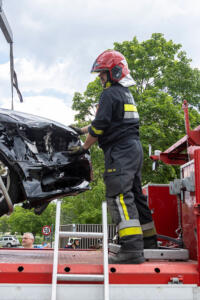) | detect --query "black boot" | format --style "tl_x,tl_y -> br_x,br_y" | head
109,250 -> 145,264
143,235 -> 158,249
